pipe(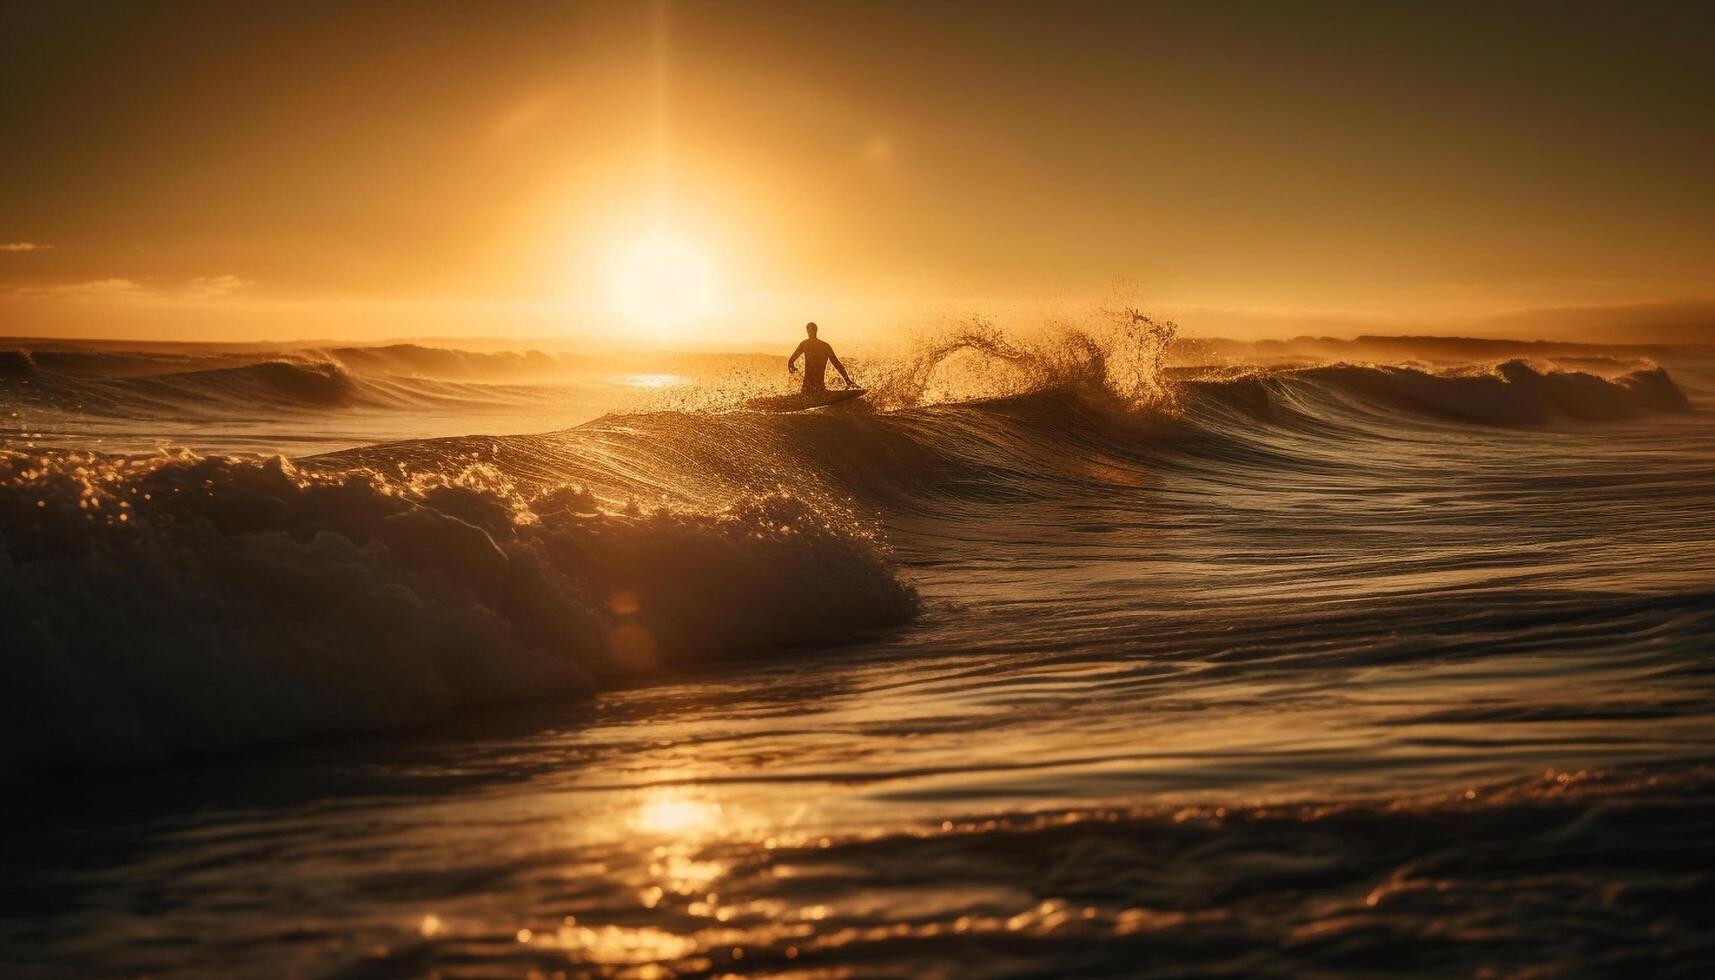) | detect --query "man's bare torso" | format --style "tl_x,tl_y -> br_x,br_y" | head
793,338 -> 835,392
